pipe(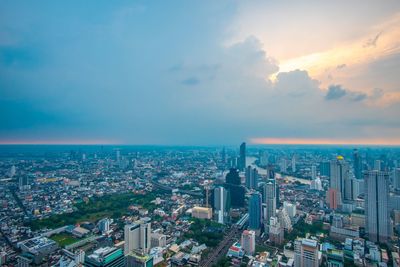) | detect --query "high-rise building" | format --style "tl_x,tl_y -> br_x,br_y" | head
329,156 -> 350,207
291,155 -> 296,173
98,218 -> 111,234
214,186 -> 230,224
245,166 -> 258,189
241,230 -> 255,256
311,177 -> 323,191
226,168 -> 241,185
248,192 -> 262,231
365,170 -> 390,244
311,165 -> 317,180
191,207 -> 212,220
277,209 -> 292,232
353,149 -> 362,179
394,168 -> 400,191
126,252 -> 153,267
374,160 -> 382,171
326,188 -> 338,210
283,201 -> 296,219
269,216 -> 284,245
320,161 -> 331,177
225,168 -> 245,207
124,218 -> 152,255
10,165 -> 16,178
19,176 -> 30,191
263,181 -> 276,229
239,142 -> 246,171
294,238 -> 319,267
85,247 -> 125,267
